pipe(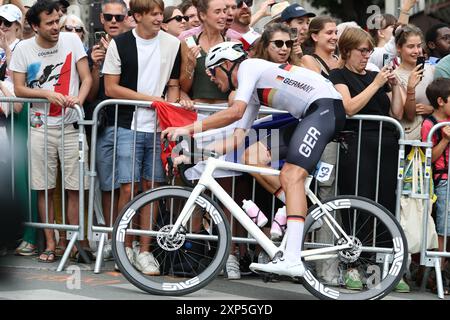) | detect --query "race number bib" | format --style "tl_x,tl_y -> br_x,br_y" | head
315,161 -> 334,183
